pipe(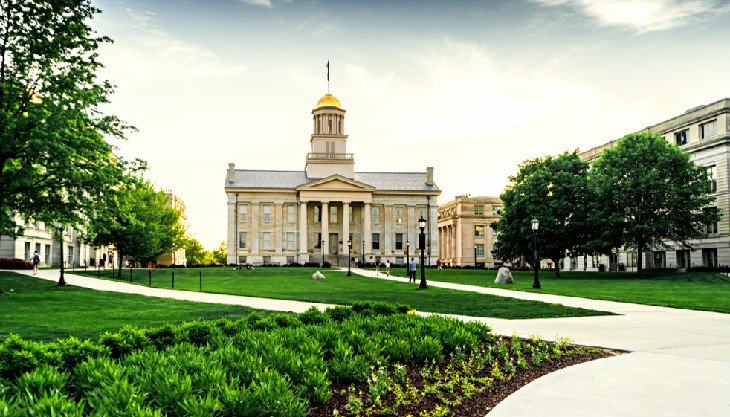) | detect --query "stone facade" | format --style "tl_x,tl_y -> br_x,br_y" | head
224,94 -> 441,266
571,97 -> 730,271
437,196 -> 502,267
